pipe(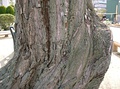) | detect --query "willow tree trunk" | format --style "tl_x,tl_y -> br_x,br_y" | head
0,0 -> 112,89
